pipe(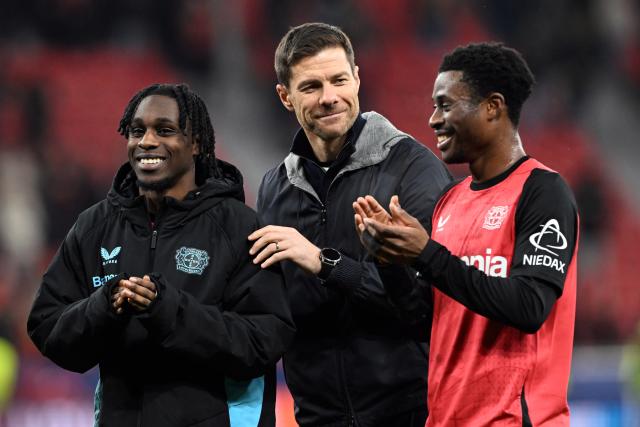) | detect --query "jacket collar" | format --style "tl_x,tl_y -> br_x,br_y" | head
283,111 -> 410,199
